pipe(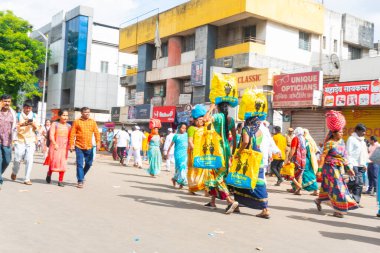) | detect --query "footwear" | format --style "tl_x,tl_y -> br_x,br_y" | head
204,202 -> 217,210
225,201 -> 239,214
287,189 -> 296,193
333,212 -> 344,218
24,180 -> 32,185
77,183 -> 84,188
294,189 -> 302,195
256,212 -> 270,219
225,206 -> 241,213
275,181 -> 282,186
58,182 -> 64,187
314,199 -> 322,212
46,175 -> 51,184
11,173 -> 16,181
359,204 -> 365,208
